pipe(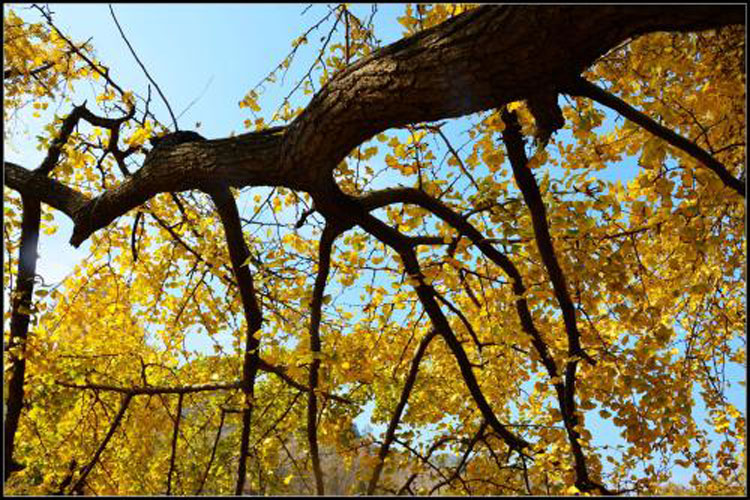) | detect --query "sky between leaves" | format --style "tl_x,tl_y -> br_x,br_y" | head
3,3 -> 745,491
